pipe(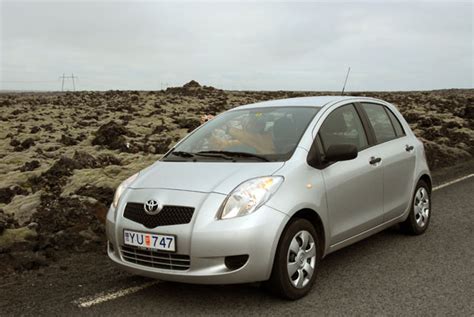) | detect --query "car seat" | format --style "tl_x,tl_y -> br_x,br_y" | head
272,117 -> 297,153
